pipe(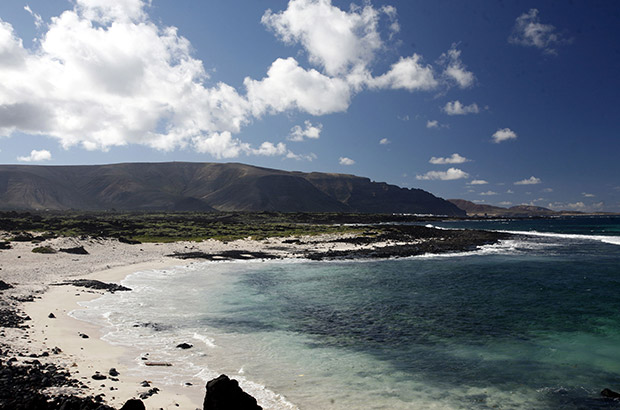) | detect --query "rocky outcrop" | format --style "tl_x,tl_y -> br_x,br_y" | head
203,374 -> 262,410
